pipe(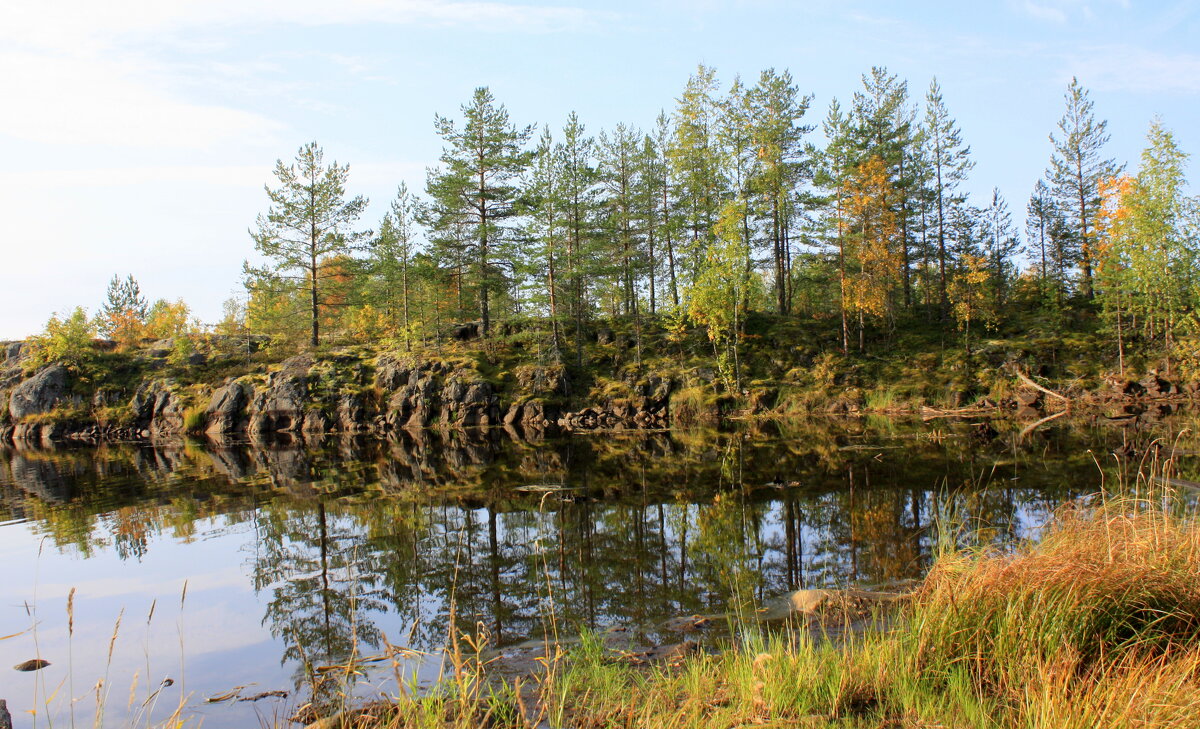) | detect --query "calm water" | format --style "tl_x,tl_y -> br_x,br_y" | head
0,414 -> 1194,727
